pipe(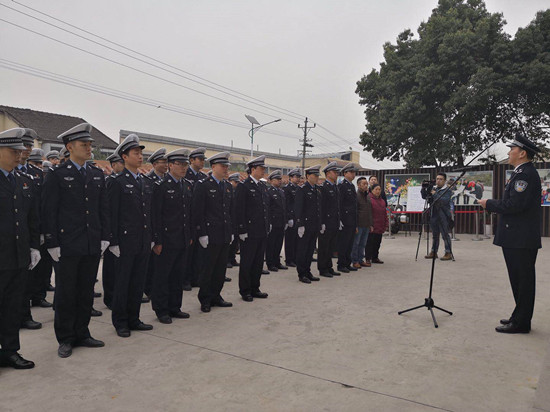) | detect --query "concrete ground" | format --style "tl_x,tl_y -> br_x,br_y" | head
2,235 -> 550,412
